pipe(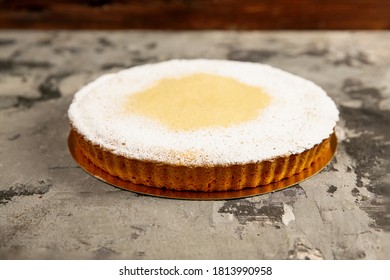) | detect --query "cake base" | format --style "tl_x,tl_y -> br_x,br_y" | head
68,131 -> 337,200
